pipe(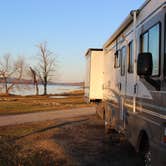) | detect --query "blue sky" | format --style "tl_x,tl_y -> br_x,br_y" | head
0,0 -> 145,82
